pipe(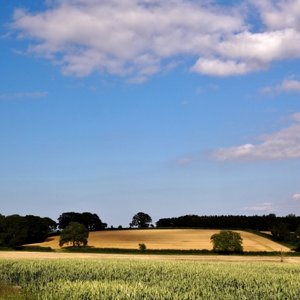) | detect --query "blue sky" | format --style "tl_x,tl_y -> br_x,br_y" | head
1,0 -> 300,226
